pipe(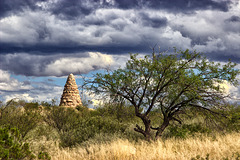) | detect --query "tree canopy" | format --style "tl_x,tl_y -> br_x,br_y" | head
88,48 -> 240,140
